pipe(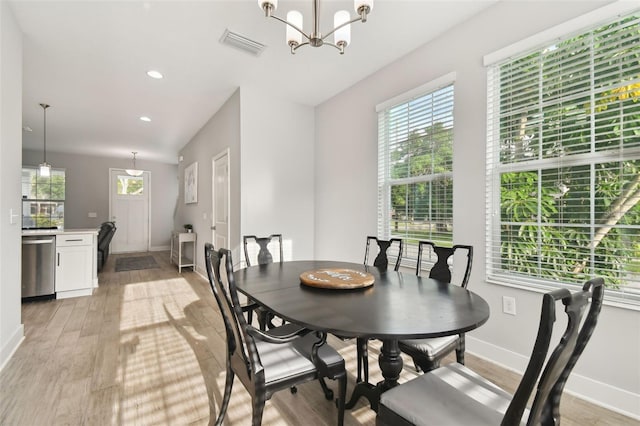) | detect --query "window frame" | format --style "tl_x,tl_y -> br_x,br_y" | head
485,8 -> 640,309
377,73 -> 456,266
21,166 -> 66,229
